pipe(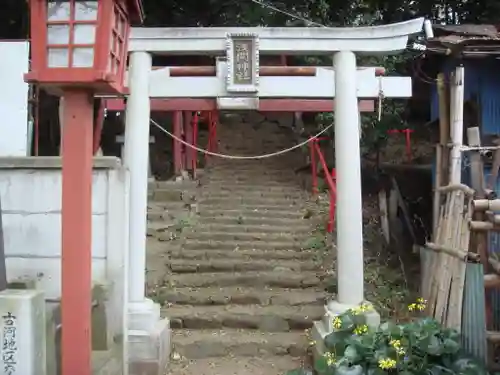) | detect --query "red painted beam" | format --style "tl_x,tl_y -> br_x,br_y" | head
168,66 -> 316,77
152,66 -> 386,77
259,99 -> 374,112
104,98 -> 375,112
104,98 -> 216,111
